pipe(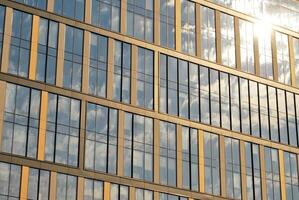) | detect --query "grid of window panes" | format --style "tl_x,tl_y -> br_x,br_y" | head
85,103 -> 118,174
127,0 -> 154,43
113,41 -> 131,103
44,93 -> 80,167
182,127 -> 199,191
63,26 -> 83,91
27,168 -> 51,200
91,0 -> 120,32
88,33 -> 108,98
36,18 -> 58,84
2,83 -> 41,158
15,0 -> 47,10
181,0 -> 195,55
284,152 -> 299,200
245,142 -> 261,200
8,9 -> 32,78
123,112 -> 153,182
56,173 -> 77,200
264,147 -> 281,200
160,0 -> 175,49
0,162 -> 21,199
276,32 -> 291,85
159,121 -> 176,187
135,188 -> 153,200
225,137 -> 241,199
0,6 -> 5,64
53,0 -> 84,21
160,193 -> 188,200
84,178 -> 104,200
110,183 -> 129,200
